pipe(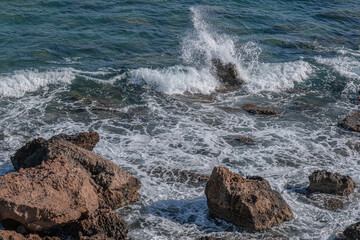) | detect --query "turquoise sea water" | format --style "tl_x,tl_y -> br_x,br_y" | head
1,0 -> 360,239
